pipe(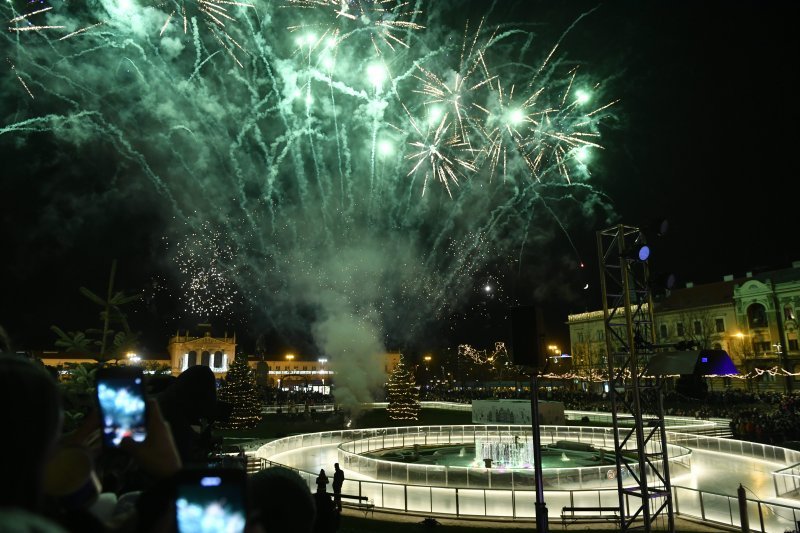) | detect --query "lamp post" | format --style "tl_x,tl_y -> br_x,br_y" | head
423,354 -> 432,391
319,358 -> 328,394
283,354 -> 295,393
